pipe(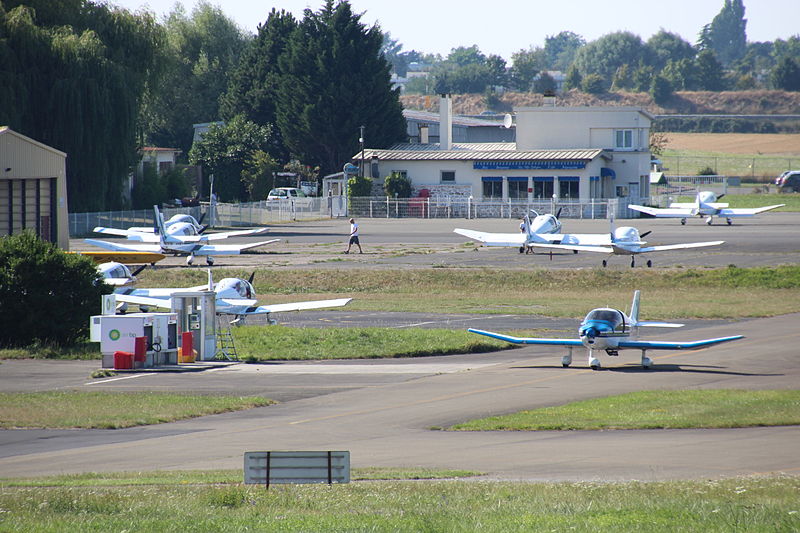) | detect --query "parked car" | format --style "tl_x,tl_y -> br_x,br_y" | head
268,187 -> 307,200
775,171 -> 800,192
